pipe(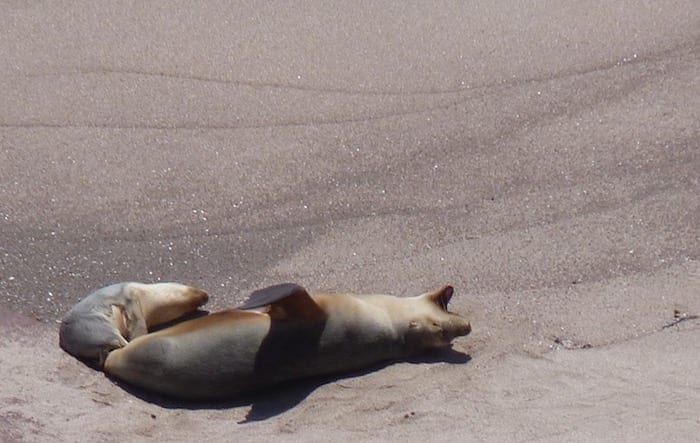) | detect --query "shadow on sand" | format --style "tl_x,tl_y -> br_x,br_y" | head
108,346 -> 471,423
